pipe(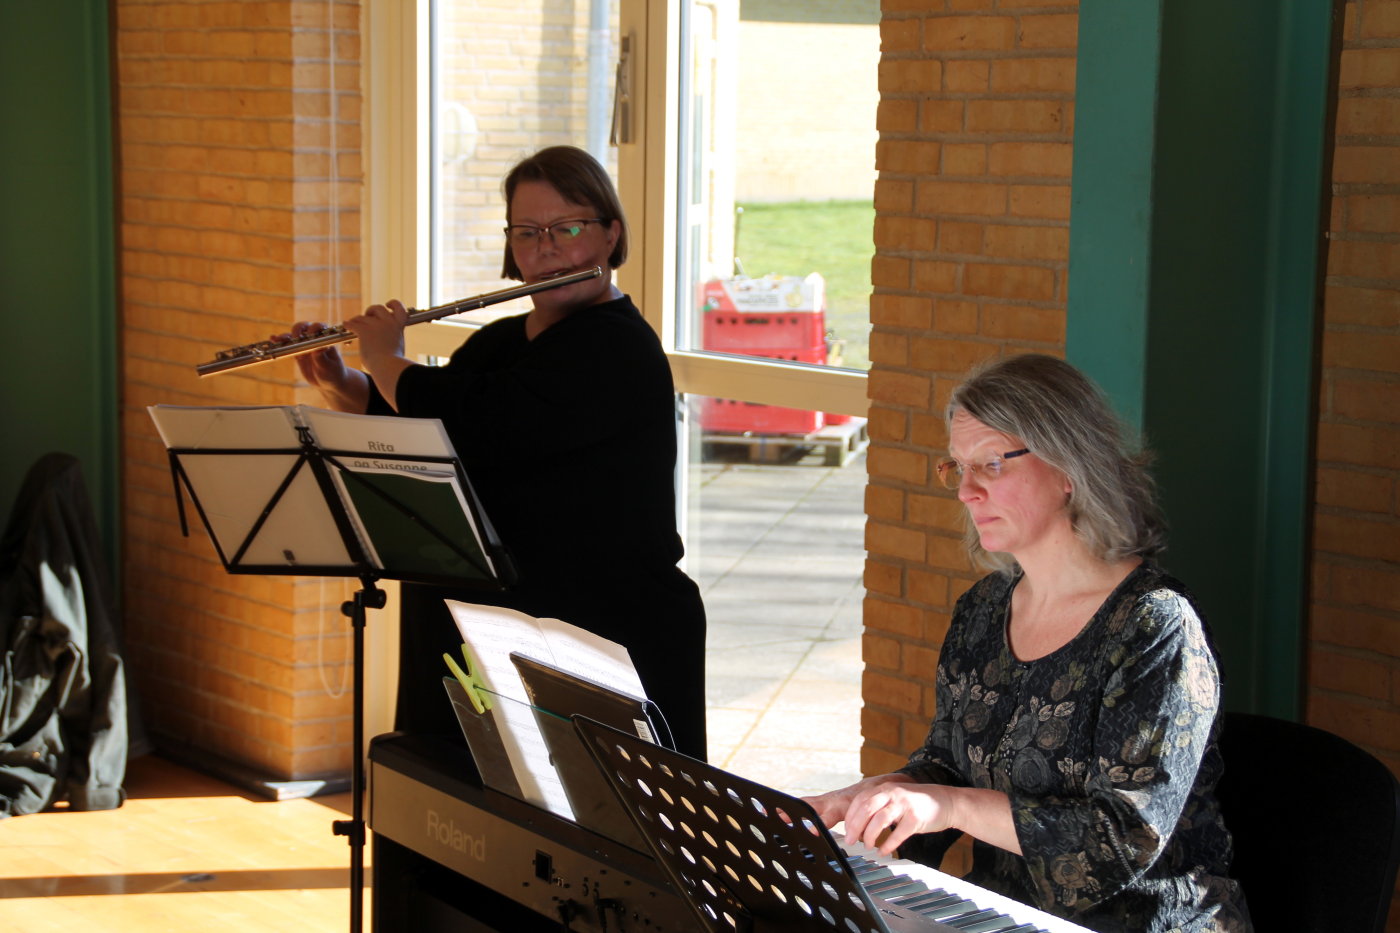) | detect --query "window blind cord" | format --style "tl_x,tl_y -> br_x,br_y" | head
318,0 -> 350,702
317,578 -> 350,700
